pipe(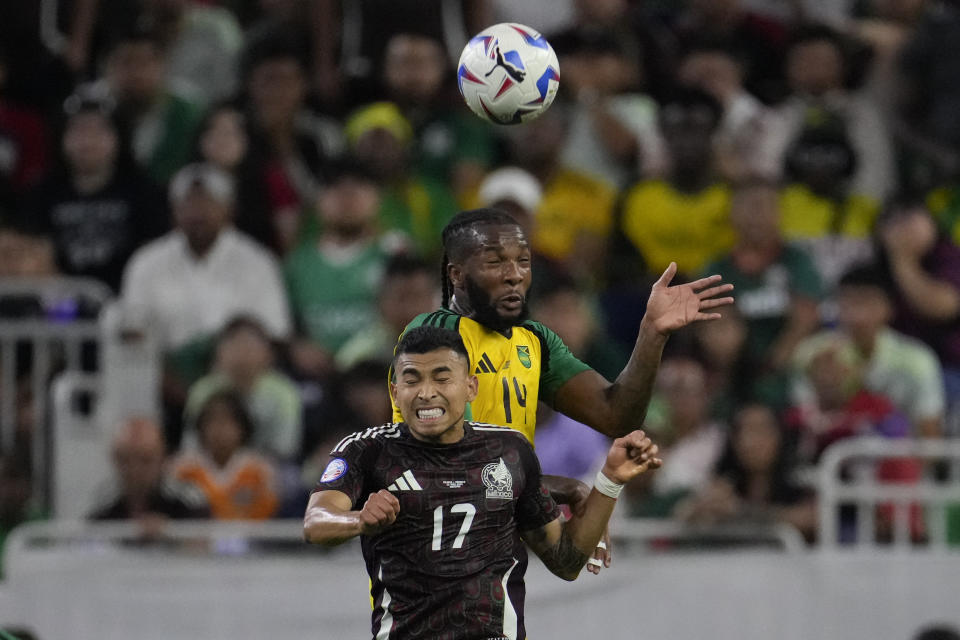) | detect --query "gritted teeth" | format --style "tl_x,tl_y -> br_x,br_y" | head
417,408 -> 444,419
